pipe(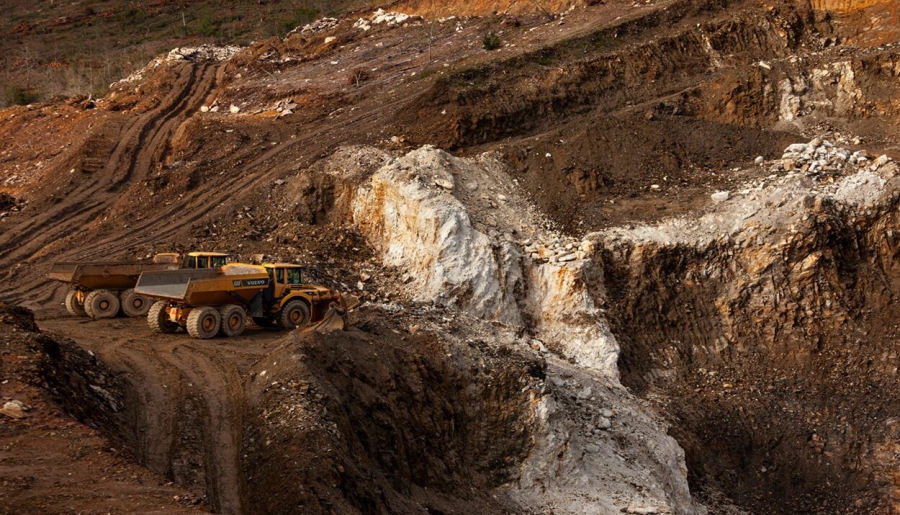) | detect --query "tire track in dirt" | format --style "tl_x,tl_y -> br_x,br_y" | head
0,63 -> 216,265
156,343 -> 247,515
1,66 -> 422,306
38,316 -> 274,514
111,344 -> 184,479
76,85 -> 421,252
